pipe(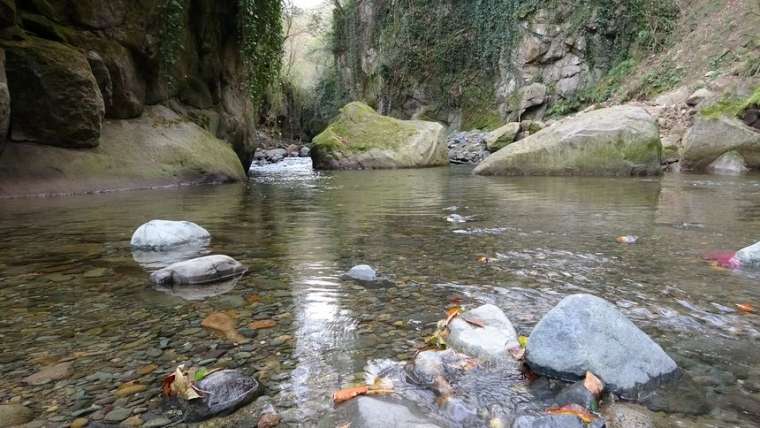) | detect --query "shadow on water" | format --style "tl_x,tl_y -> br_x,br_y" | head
1,163 -> 760,425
